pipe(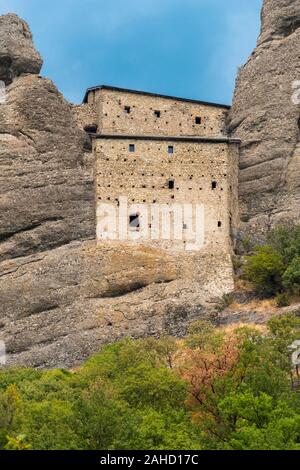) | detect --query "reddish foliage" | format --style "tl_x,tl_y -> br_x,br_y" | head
178,333 -> 241,416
